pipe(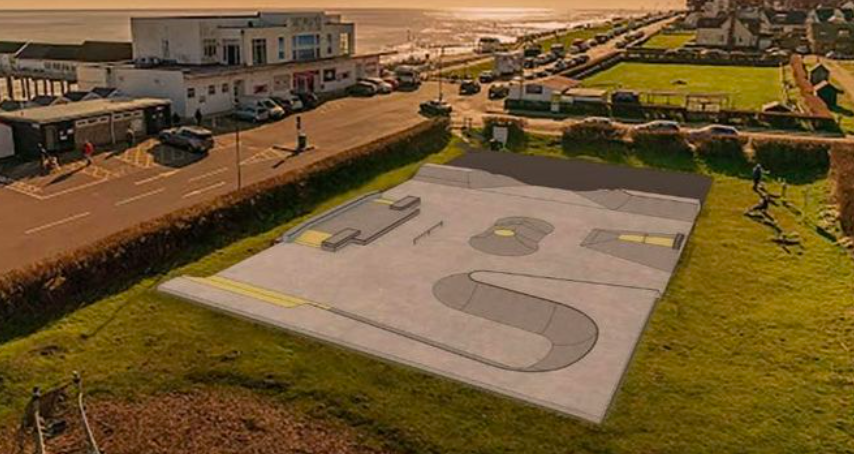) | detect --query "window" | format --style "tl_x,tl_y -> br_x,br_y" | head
203,39 -> 218,59
222,83 -> 229,93
327,33 -> 333,55
339,33 -> 351,55
252,39 -> 267,65
278,37 -> 286,60
323,68 -> 336,82
341,71 -> 351,80
292,34 -> 320,61
187,87 -> 196,99
162,39 -> 170,59
224,40 -> 241,65
208,85 -> 216,95
294,34 -> 318,46
525,85 -> 544,95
